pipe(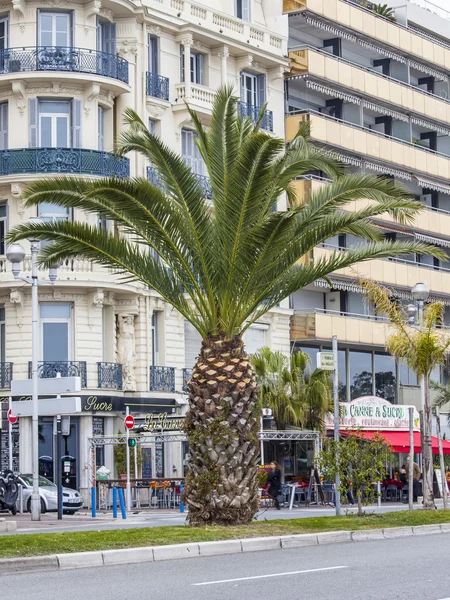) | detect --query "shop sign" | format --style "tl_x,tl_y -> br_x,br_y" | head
142,412 -> 184,432
325,396 -> 420,431
317,352 -> 336,371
